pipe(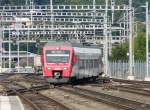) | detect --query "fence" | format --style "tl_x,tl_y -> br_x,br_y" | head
109,60 -> 150,80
